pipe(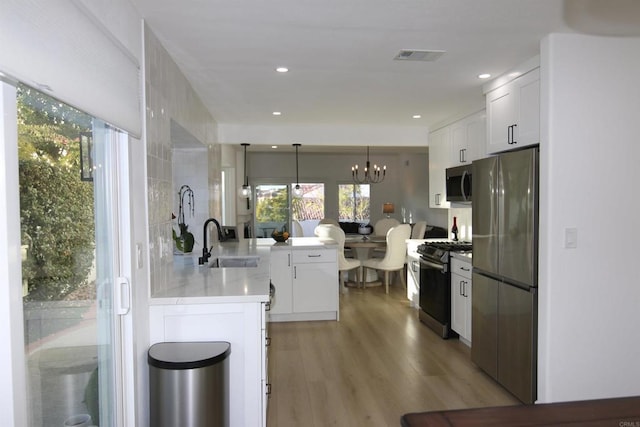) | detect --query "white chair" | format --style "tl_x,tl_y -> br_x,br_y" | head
319,218 -> 339,226
292,219 -> 304,237
372,218 -> 400,257
315,224 -> 361,292
373,218 -> 400,237
362,224 -> 411,294
314,223 -> 333,237
411,221 -> 427,239
326,224 -> 362,293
